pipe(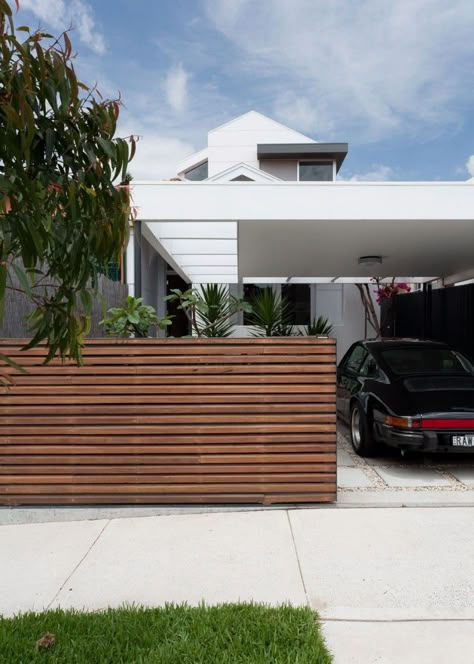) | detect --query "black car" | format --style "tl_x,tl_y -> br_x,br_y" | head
337,338 -> 474,457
